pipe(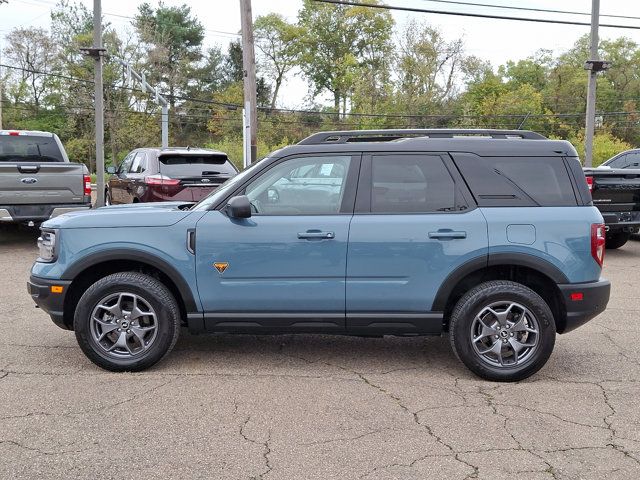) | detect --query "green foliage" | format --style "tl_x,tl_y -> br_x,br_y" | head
297,0 -> 394,112
568,131 -> 634,167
